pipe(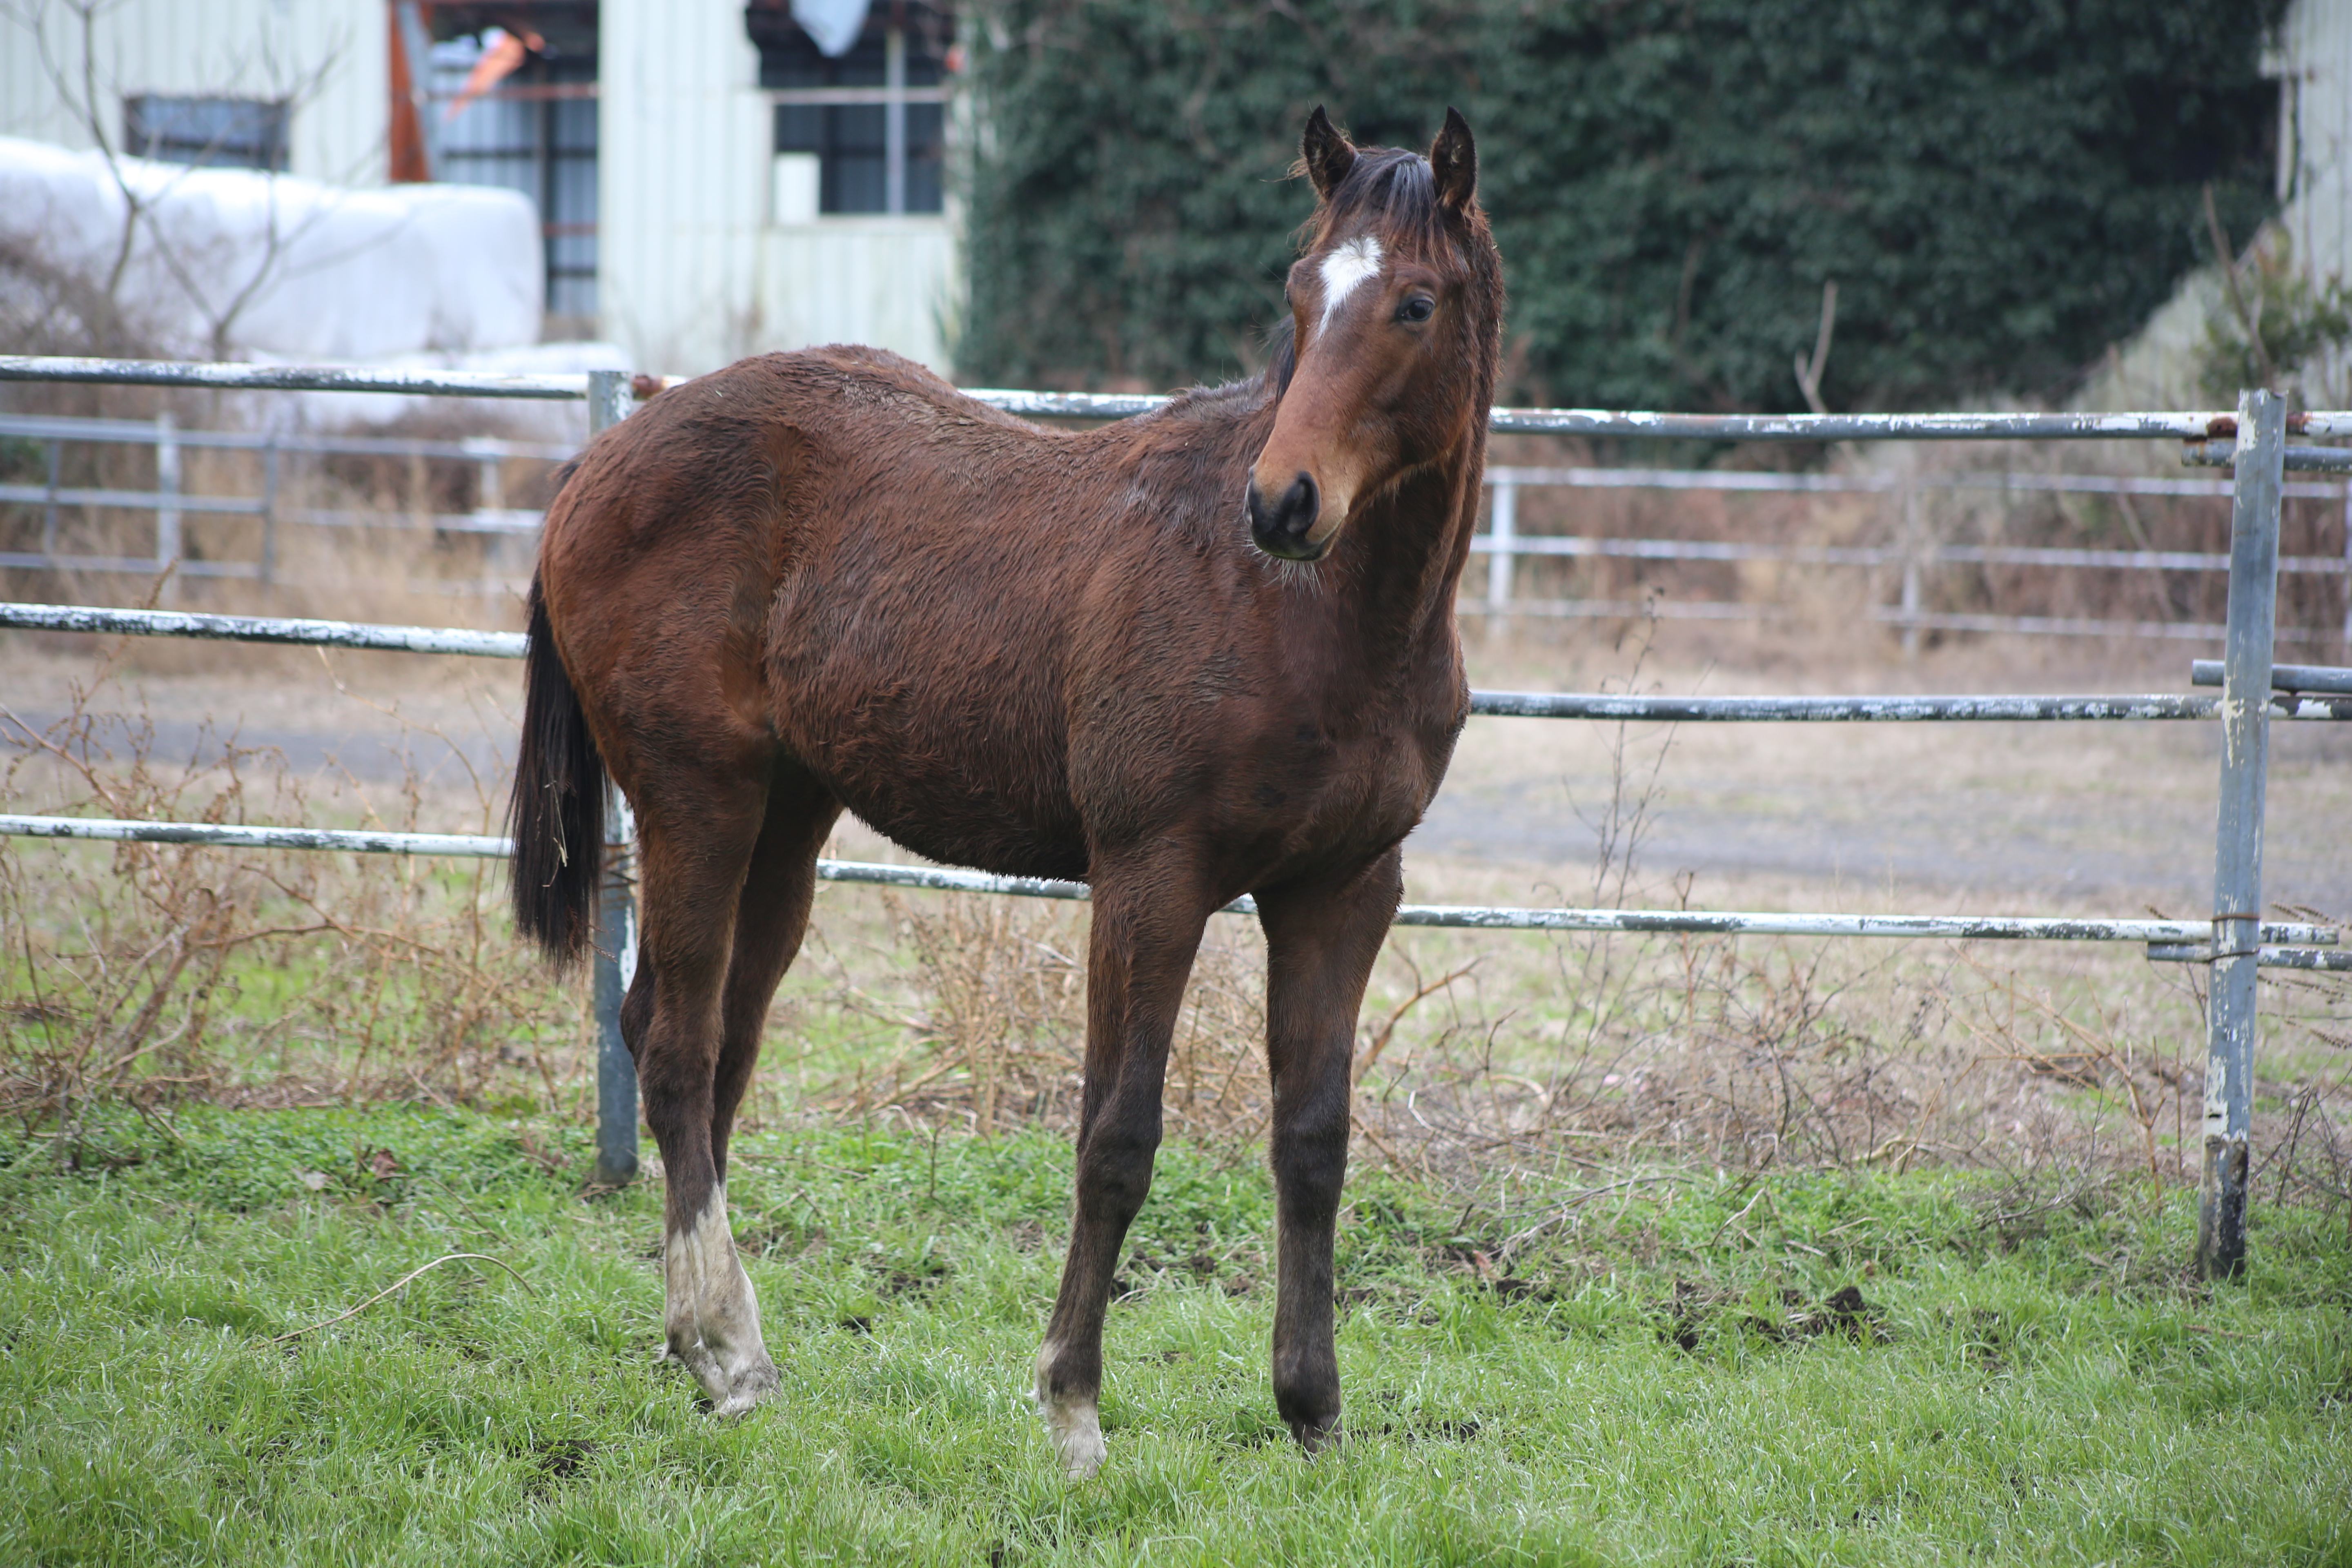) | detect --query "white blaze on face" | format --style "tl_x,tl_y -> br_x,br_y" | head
1316,235 -> 1385,336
